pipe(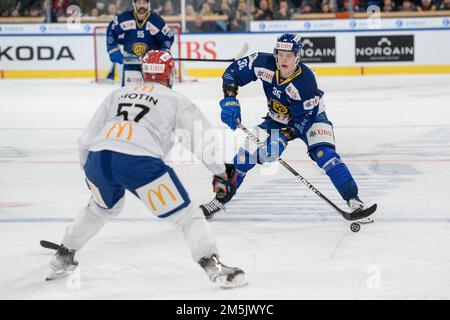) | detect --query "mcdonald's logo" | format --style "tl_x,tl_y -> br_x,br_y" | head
133,84 -> 154,92
106,122 -> 133,141
147,184 -> 177,212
